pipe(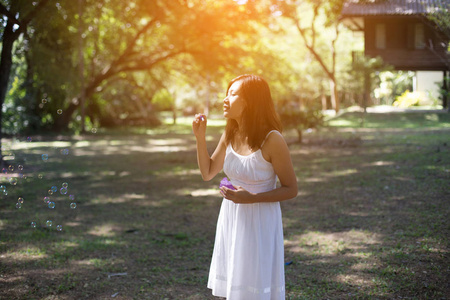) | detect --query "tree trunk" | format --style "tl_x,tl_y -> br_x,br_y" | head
172,107 -> 177,125
329,77 -> 339,112
78,0 -> 86,133
443,70 -> 448,110
296,128 -> 303,143
0,20 -> 16,166
321,85 -> 327,110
